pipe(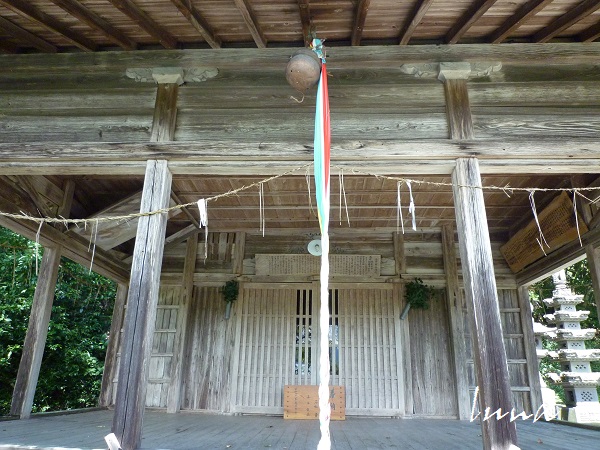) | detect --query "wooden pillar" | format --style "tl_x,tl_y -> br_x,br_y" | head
99,282 -> 128,407
111,160 -> 172,450
441,224 -> 471,419
453,158 -> 518,450
167,233 -> 198,413
517,285 -> 543,412
585,244 -> 600,323
10,245 -> 62,419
